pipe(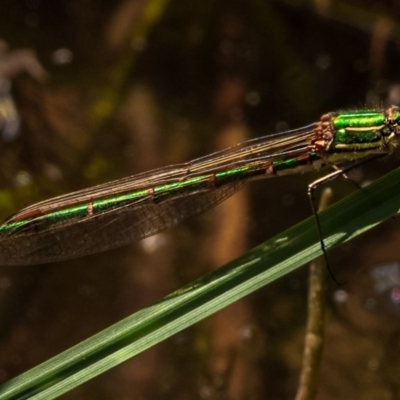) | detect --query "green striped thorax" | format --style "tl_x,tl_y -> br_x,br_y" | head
315,105 -> 400,164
